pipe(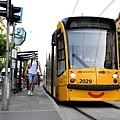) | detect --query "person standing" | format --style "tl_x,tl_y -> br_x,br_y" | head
24,53 -> 42,96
